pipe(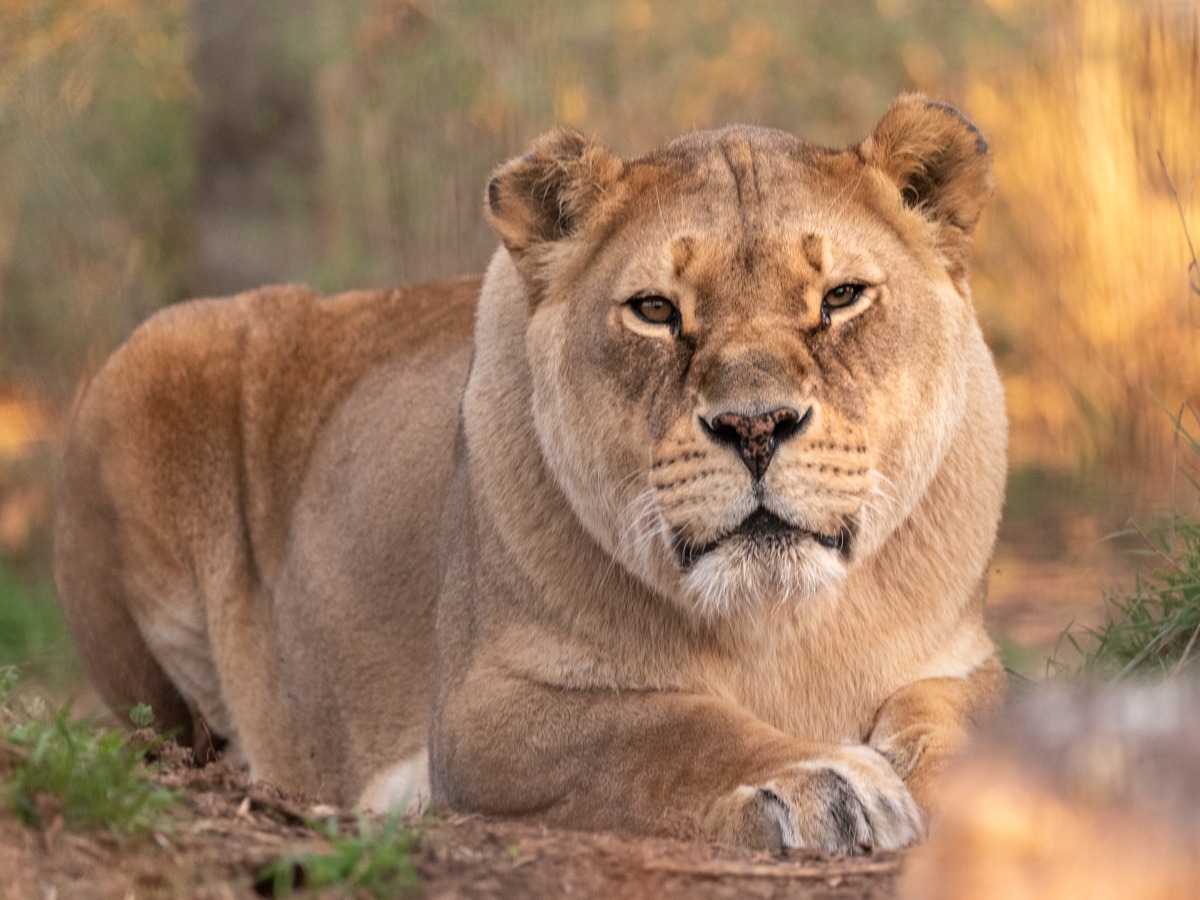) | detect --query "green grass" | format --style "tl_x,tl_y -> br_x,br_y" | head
1053,409 -> 1200,679
259,813 -> 420,899
995,638 -> 1046,687
0,560 -> 78,687
1054,521 -> 1200,679
1,669 -> 176,836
